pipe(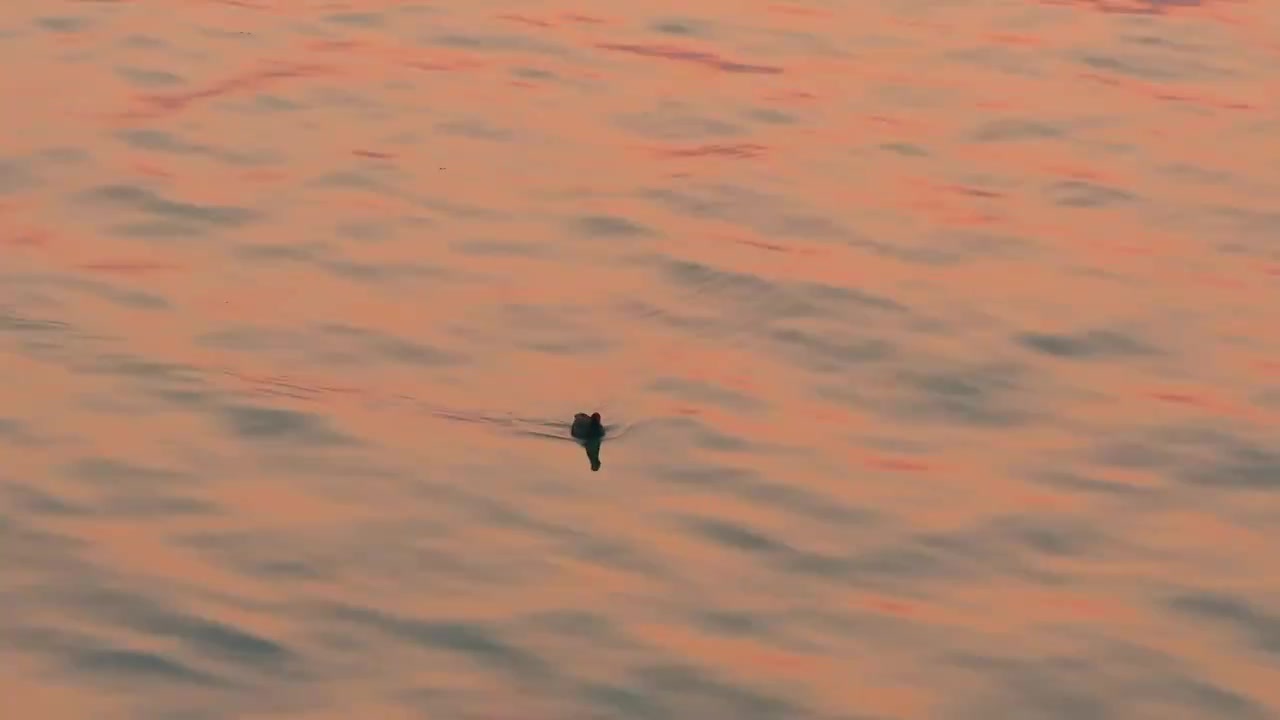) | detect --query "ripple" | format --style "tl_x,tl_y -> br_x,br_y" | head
70,647 -> 223,686
595,43 -> 783,74
1015,329 -> 1152,359
1167,592 -> 1280,658
218,405 -> 356,446
571,214 -> 655,238
78,184 -> 261,229
327,605 -> 551,679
